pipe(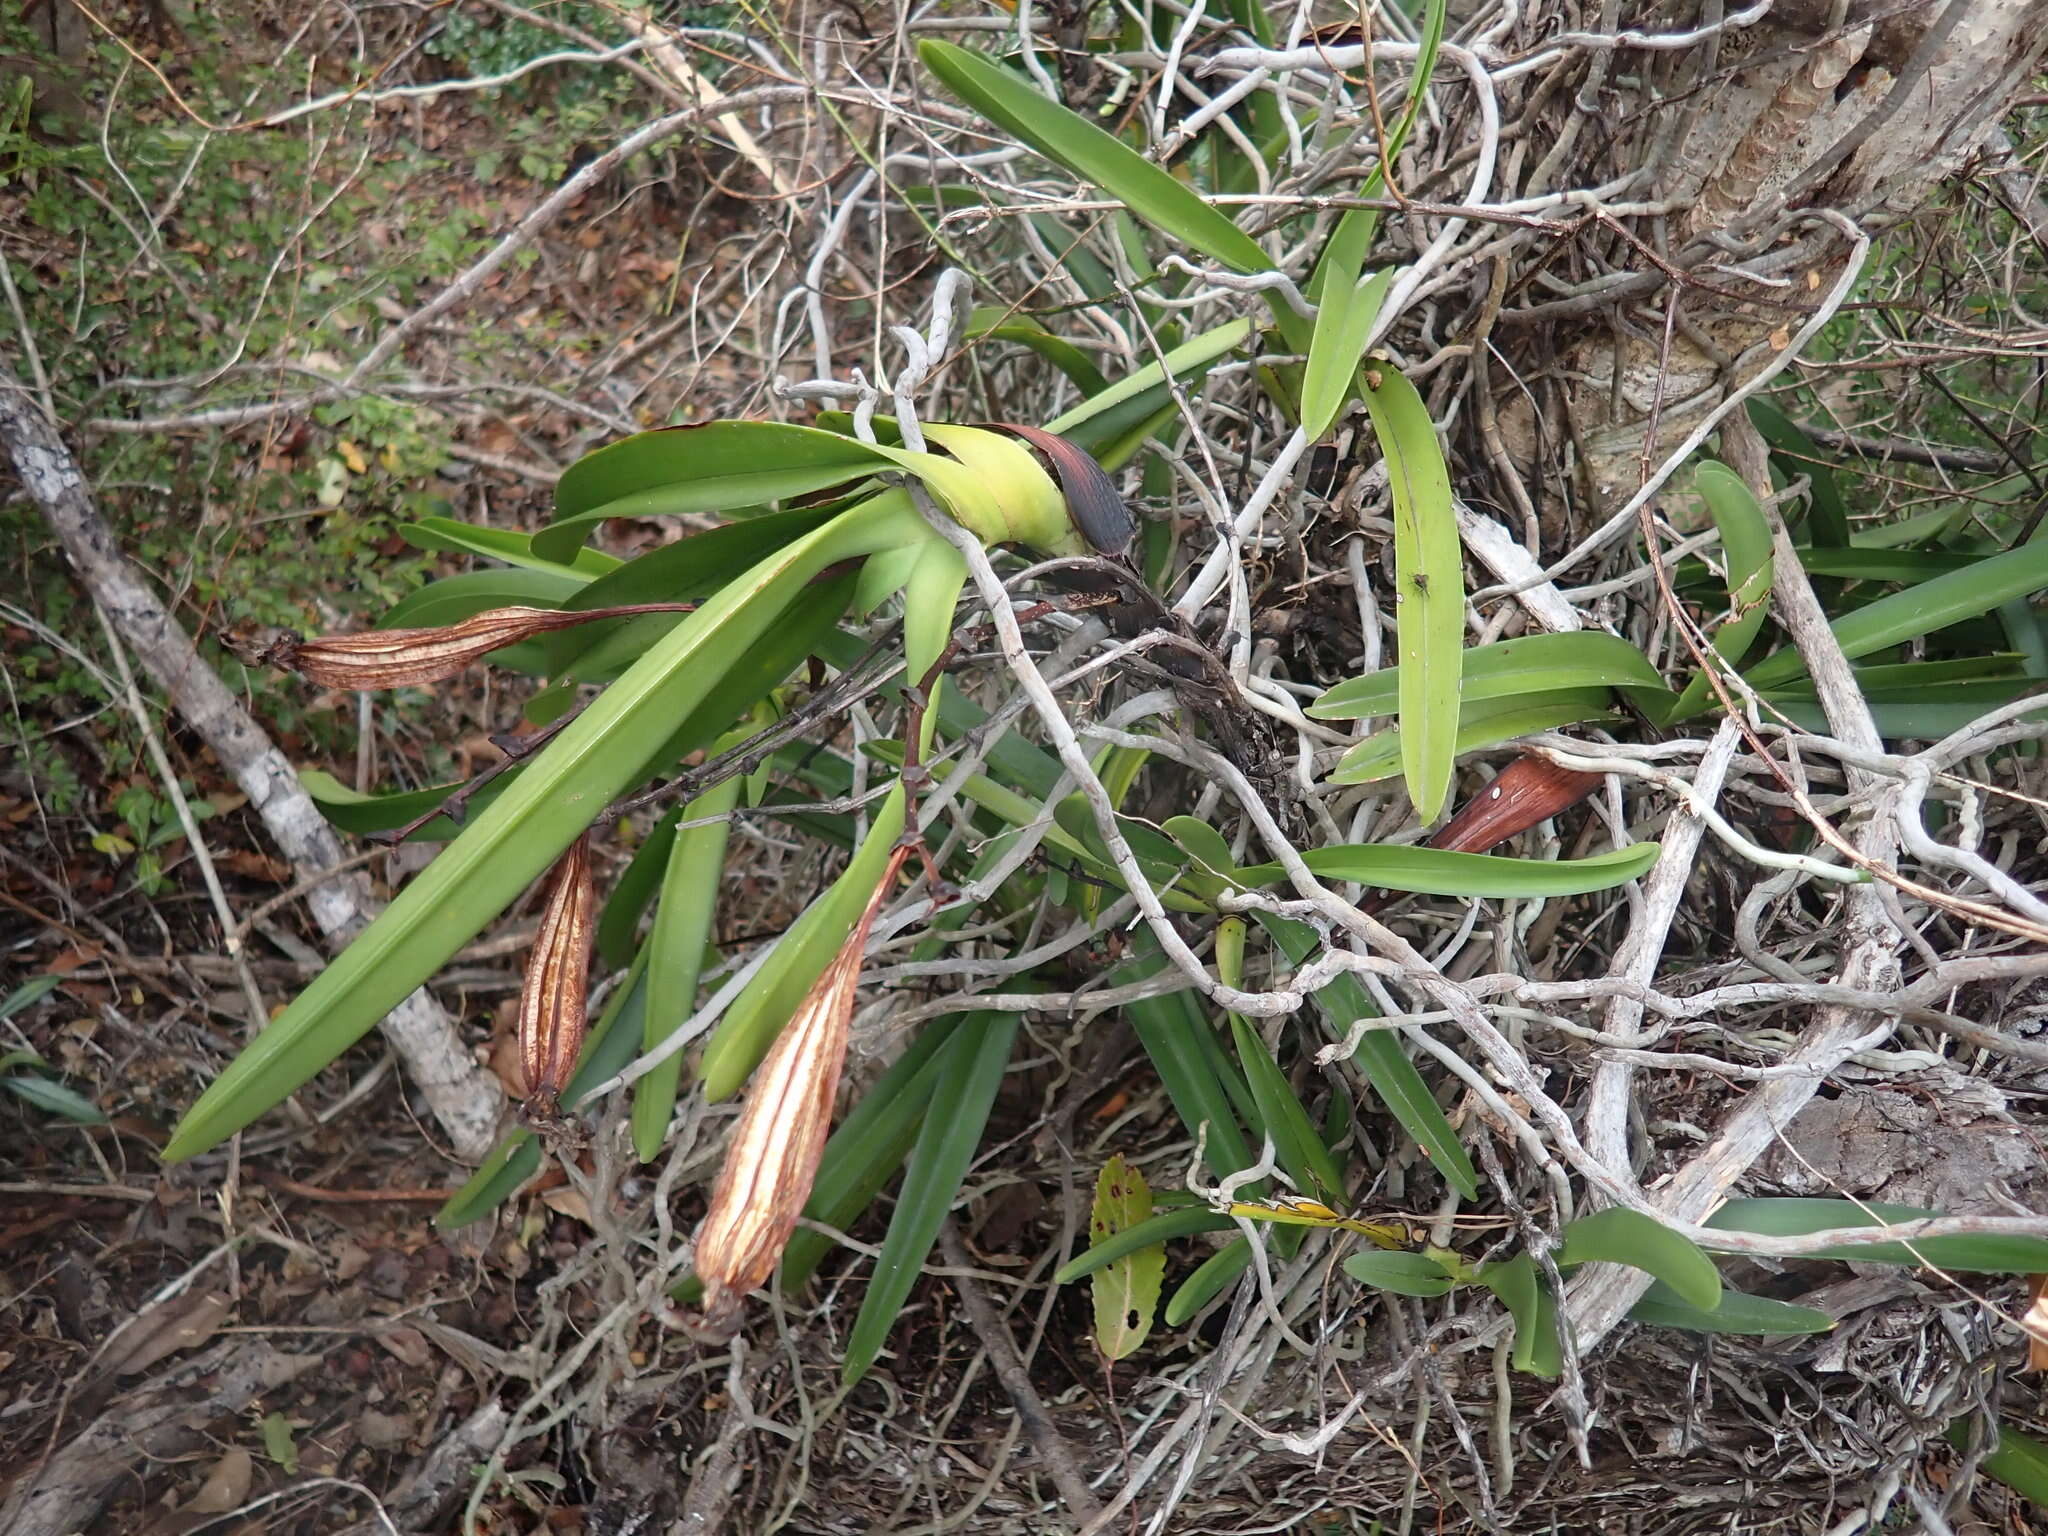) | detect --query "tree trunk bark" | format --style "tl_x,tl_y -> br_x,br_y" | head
1486,0 -> 2048,1354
